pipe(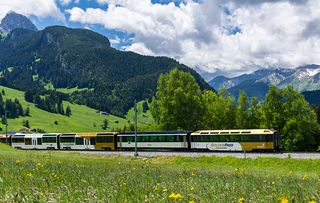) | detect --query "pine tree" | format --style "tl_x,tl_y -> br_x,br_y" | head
66,106 -> 72,117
